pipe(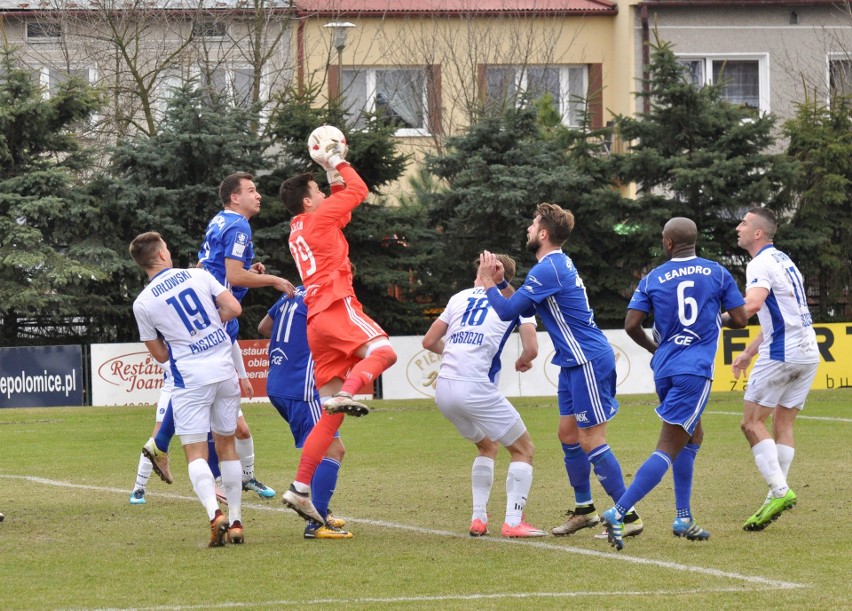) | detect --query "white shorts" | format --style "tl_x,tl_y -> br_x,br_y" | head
171,375 -> 241,439
154,386 -> 172,424
435,377 -> 526,446
745,358 -> 818,410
